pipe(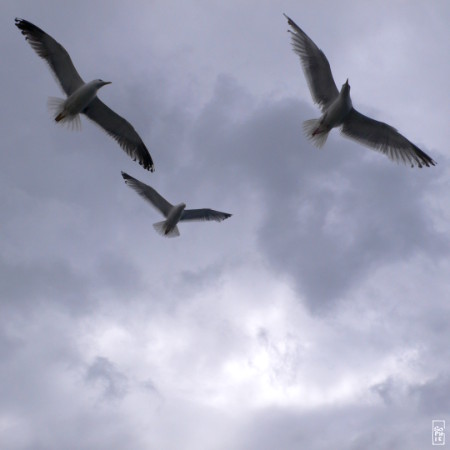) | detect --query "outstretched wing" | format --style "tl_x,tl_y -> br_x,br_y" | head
121,172 -> 171,216
85,99 -> 155,172
284,14 -> 339,111
15,18 -> 84,96
341,109 -> 436,168
180,209 -> 232,222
